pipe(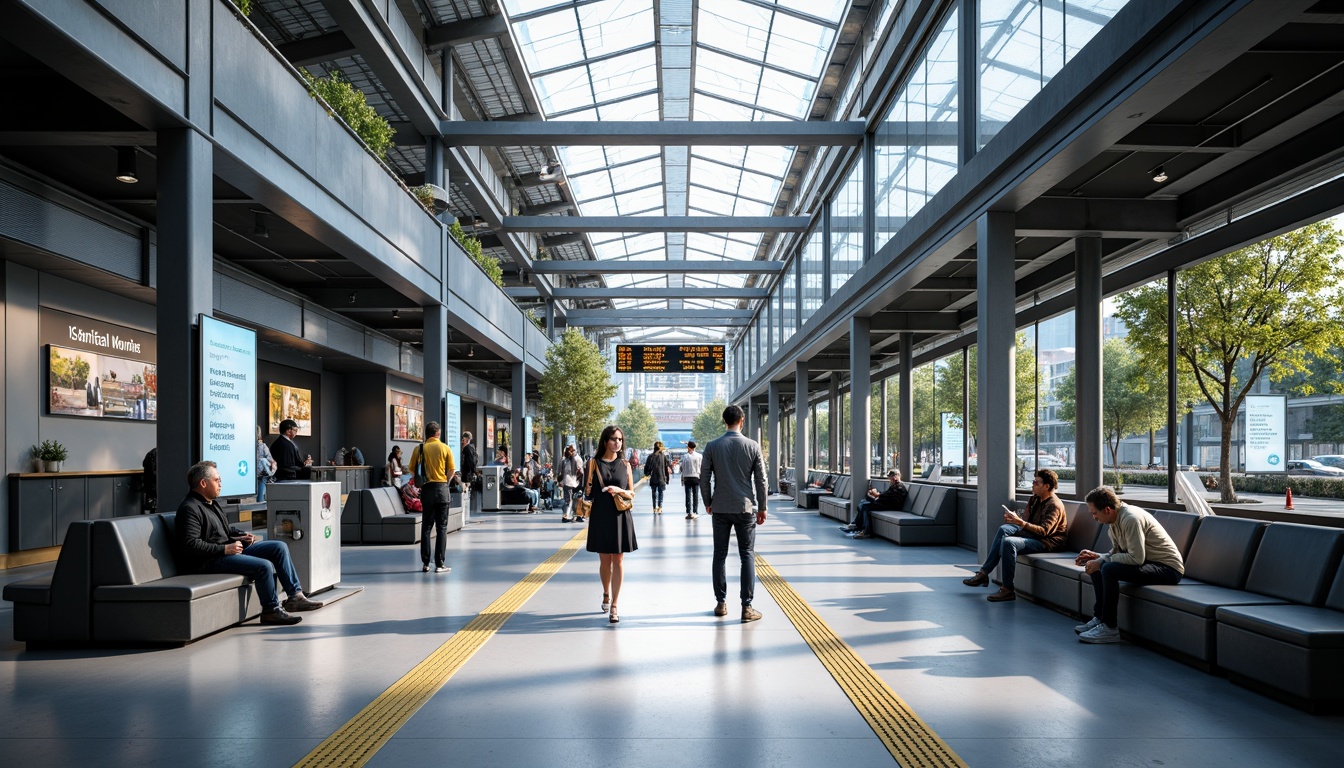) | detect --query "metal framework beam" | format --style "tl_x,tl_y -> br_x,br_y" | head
275,31 -> 356,66
553,287 -> 769,299
567,310 -> 752,327
424,15 -> 509,48
530,261 -> 784,274
869,312 -> 964,332
503,216 -> 809,233
440,120 -> 866,146
1015,197 -> 1182,238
